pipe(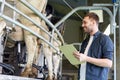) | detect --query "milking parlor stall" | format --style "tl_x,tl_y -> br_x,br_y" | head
0,0 -> 120,80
